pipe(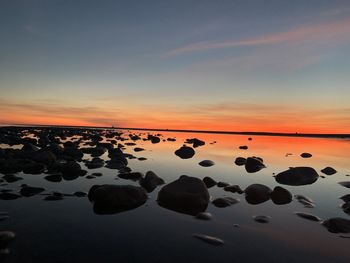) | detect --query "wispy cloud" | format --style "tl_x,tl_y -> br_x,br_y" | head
166,17 -> 350,56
